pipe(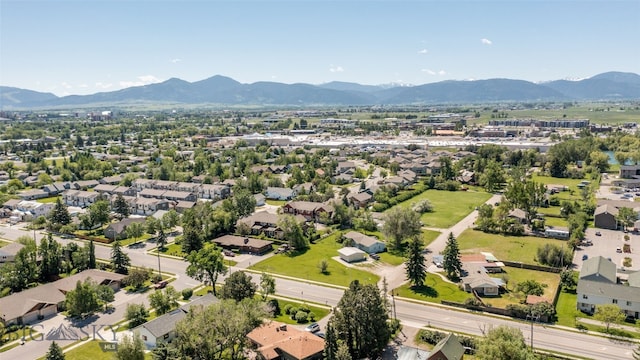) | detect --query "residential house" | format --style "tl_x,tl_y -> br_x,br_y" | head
577,256 -> 640,318
18,189 -> 49,200
508,209 -> 527,224
132,197 -> 169,216
333,173 -> 354,184
72,180 -> 100,190
135,294 -> 218,348
62,190 -> 101,208
0,242 -> 25,265
161,190 -> 197,202
198,184 -> 231,200
620,165 -> 640,179
282,201 -> 333,222
94,184 -> 136,197
247,321 -> 324,360
0,270 -> 124,325
342,231 -> 386,254
254,194 -> 266,207
461,264 -> 500,296
104,217 -> 147,240
43,182 -> 70,196
336,161 -> 356,174
427,333 -> 465,360
265,187 -> 296,201
236,211 -> 305,239
348,192 -> 373,209
212,235 -> 273,255
10,200 -> 55,221
175,200 -> 197,213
